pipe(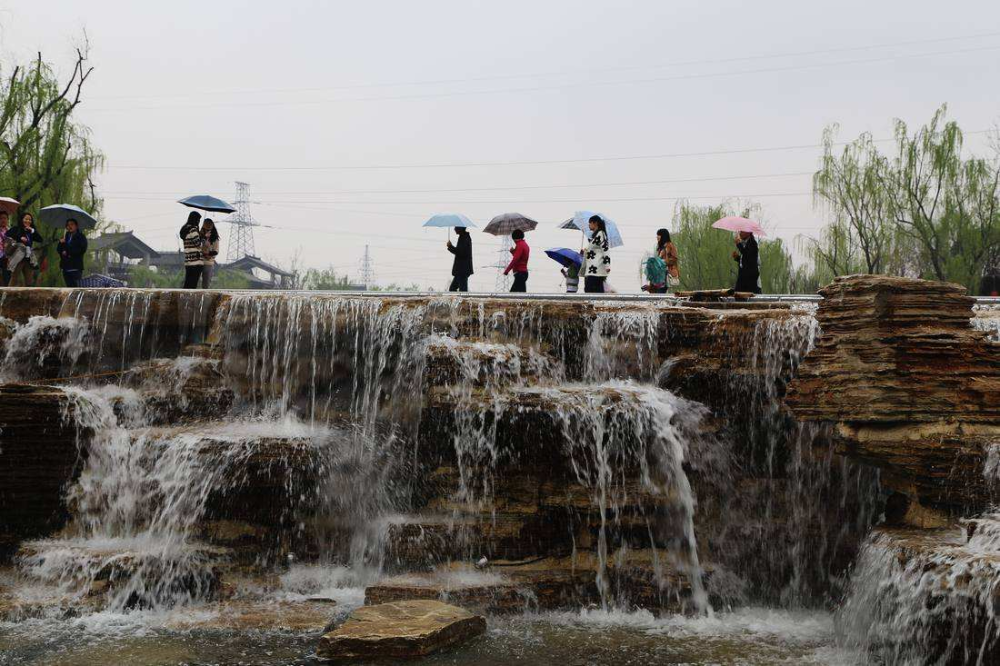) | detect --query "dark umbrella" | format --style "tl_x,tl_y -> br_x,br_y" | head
39,203 -> 99,230
178,195 -> 236,214
483,212 -> 538,236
